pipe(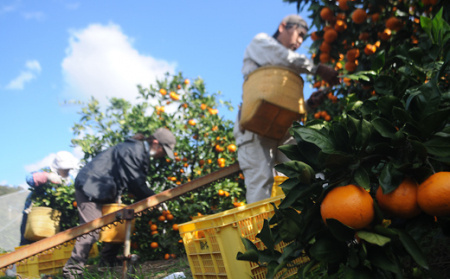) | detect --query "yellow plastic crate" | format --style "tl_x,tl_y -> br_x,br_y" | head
0,252 -> 8,277
14,241 -> 98,278
179,196 -> 309,279
271,176 -> 289,197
